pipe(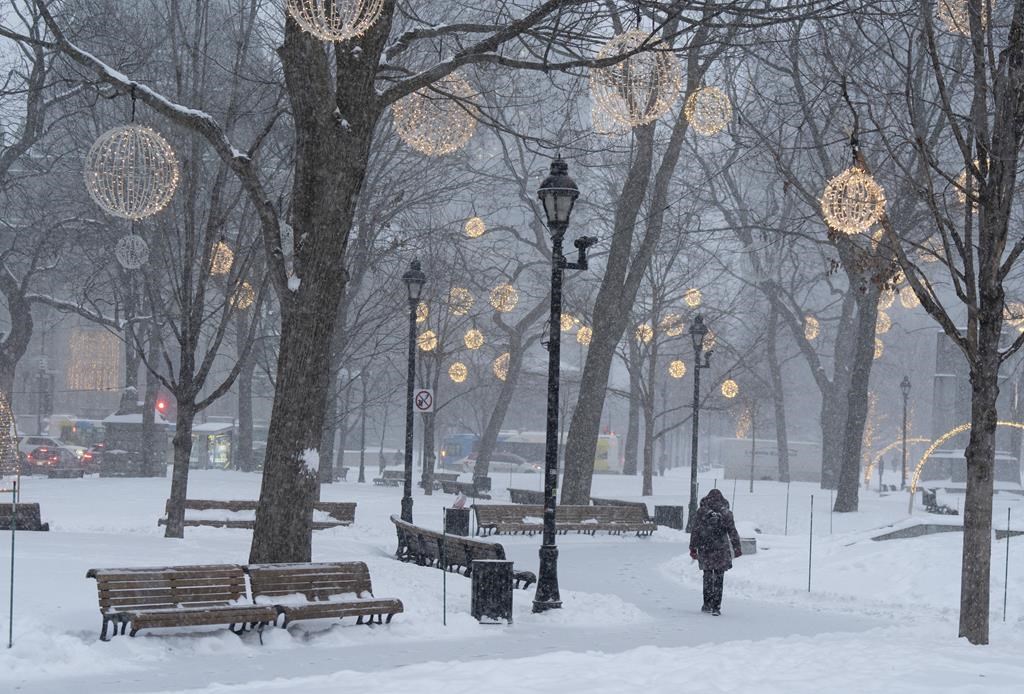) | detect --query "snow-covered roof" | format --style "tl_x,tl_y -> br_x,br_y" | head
192,422 -> 233,433
102,412 -> 171,425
